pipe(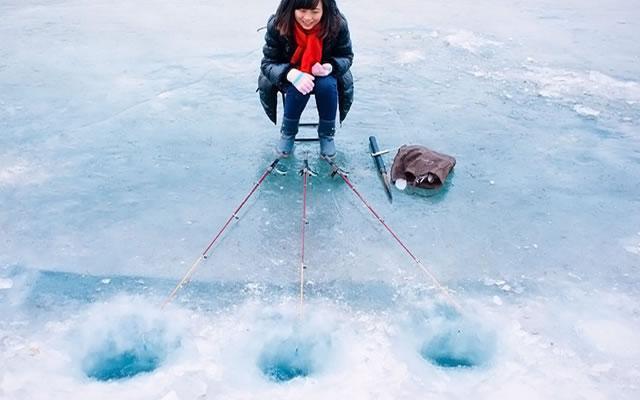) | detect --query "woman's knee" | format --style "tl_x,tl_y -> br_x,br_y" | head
314,76 -> 337,95
285,84 -> 308,100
